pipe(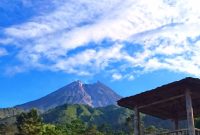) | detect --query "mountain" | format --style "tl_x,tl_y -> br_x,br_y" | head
0,108 -> 23,120
42,104 -> 133,127
15,80 -> 121,111
42,104 -> 133,130
42,104 -> 173,130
